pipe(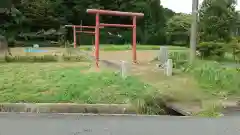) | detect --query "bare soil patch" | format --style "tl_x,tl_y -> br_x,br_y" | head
98,50 -> 159,63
